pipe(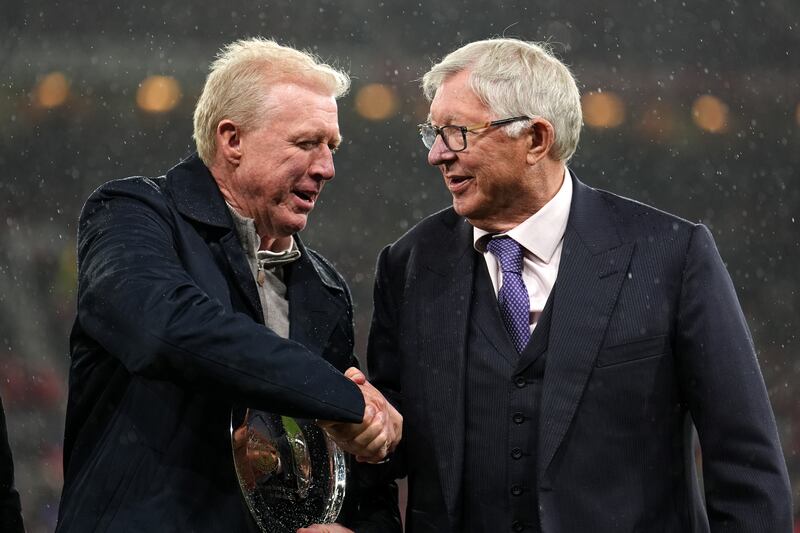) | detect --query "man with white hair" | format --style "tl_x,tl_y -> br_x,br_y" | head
367,38 -> 791,532
57,38 -> 401,532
